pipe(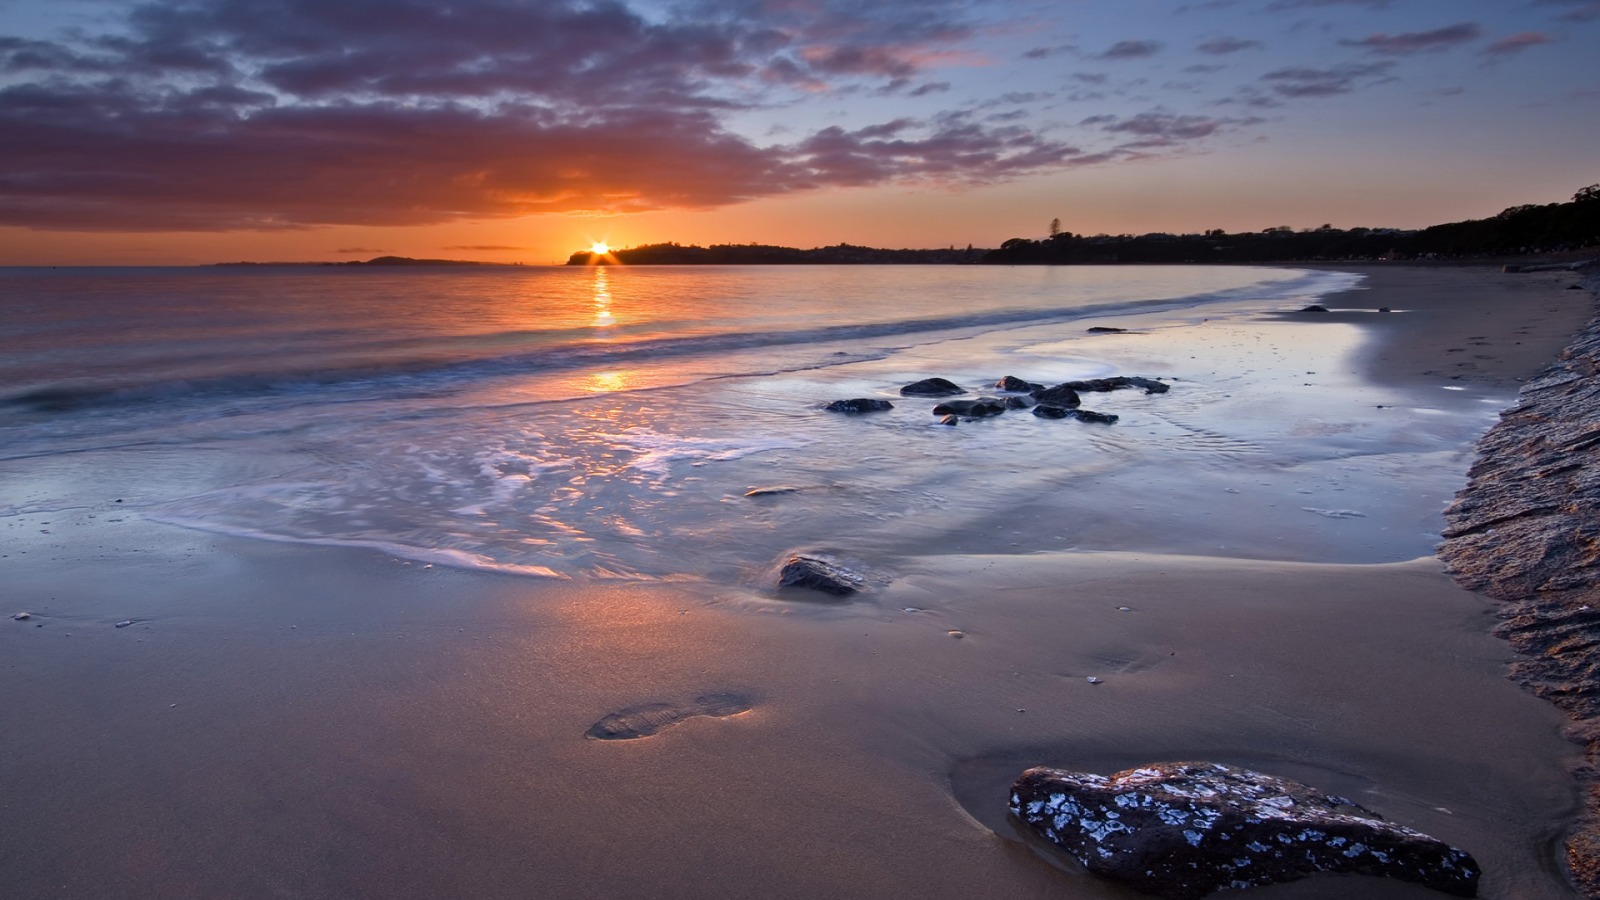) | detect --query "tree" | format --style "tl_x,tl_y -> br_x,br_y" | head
1049,217 -> 1061,238
1575,184 -> 1600,203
